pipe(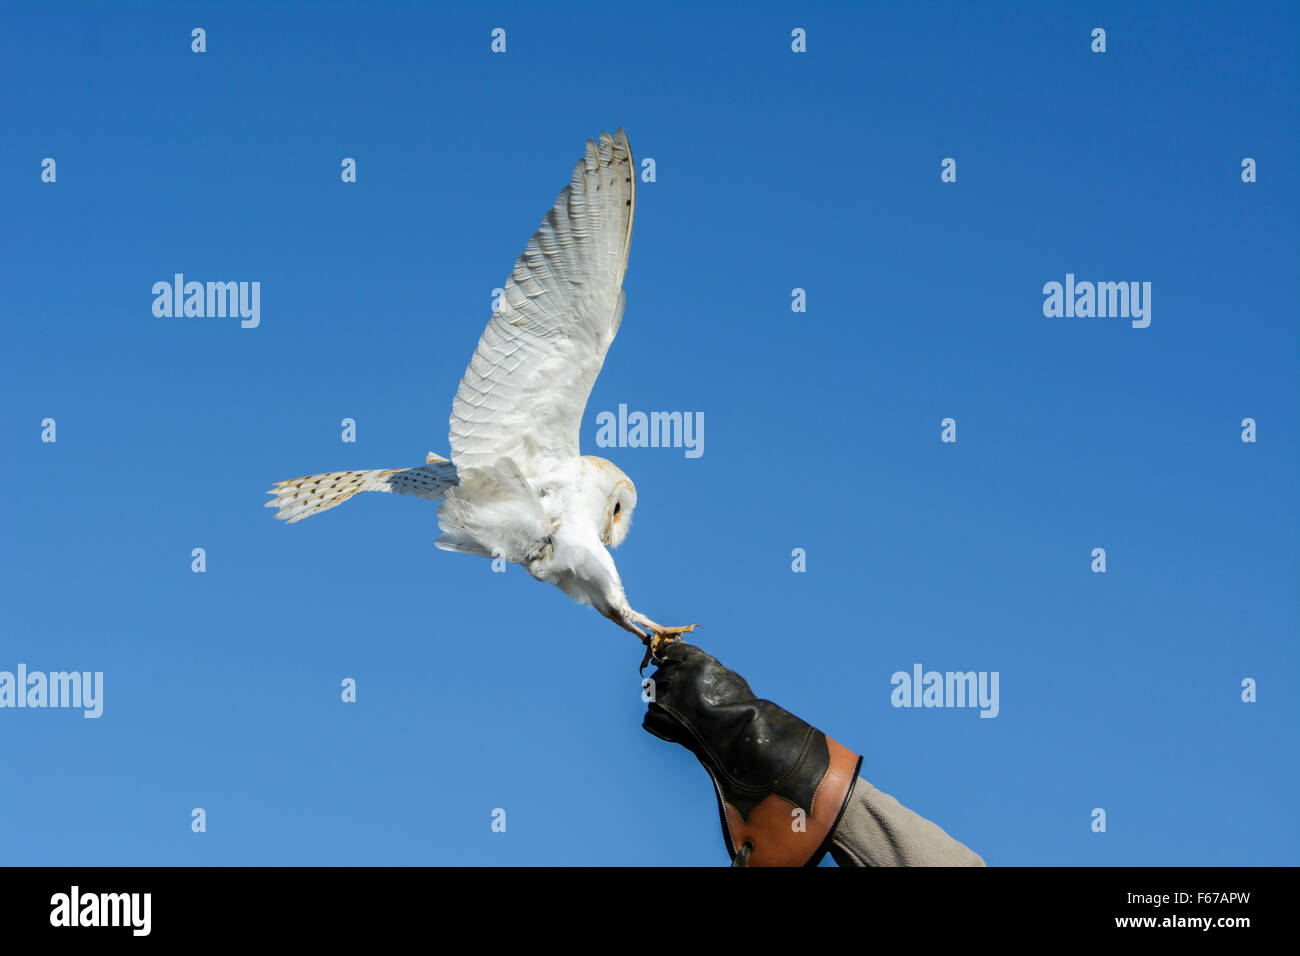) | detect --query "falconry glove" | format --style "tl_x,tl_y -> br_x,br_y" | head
642,642 -> 862,867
